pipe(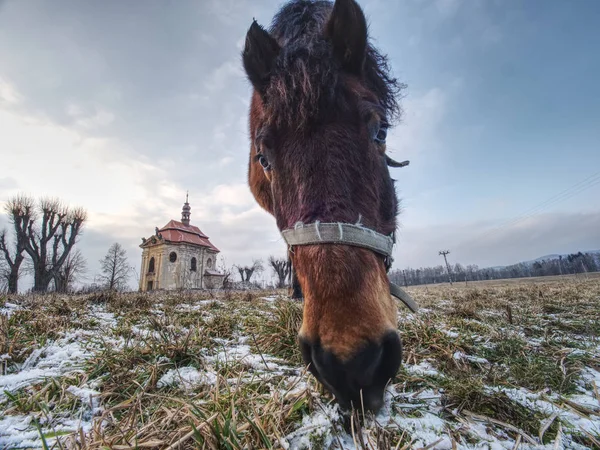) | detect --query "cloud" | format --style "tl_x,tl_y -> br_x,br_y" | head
208,184 -> 254,209
0,104 -> 283,290
385,86 -> 454,227
0,0 -> 597,292
0,177 -> 18,194
0,77 -> 21,105
66,103 -> 115,130
0,72 -> 281,289
395,211 -> 600,269
0,108 -> 166,213
387,87 -> 447,161
434,0 -> 462,19
204,59 -> 245,94
215,156 -> 234,168
0,102 -> 194,250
